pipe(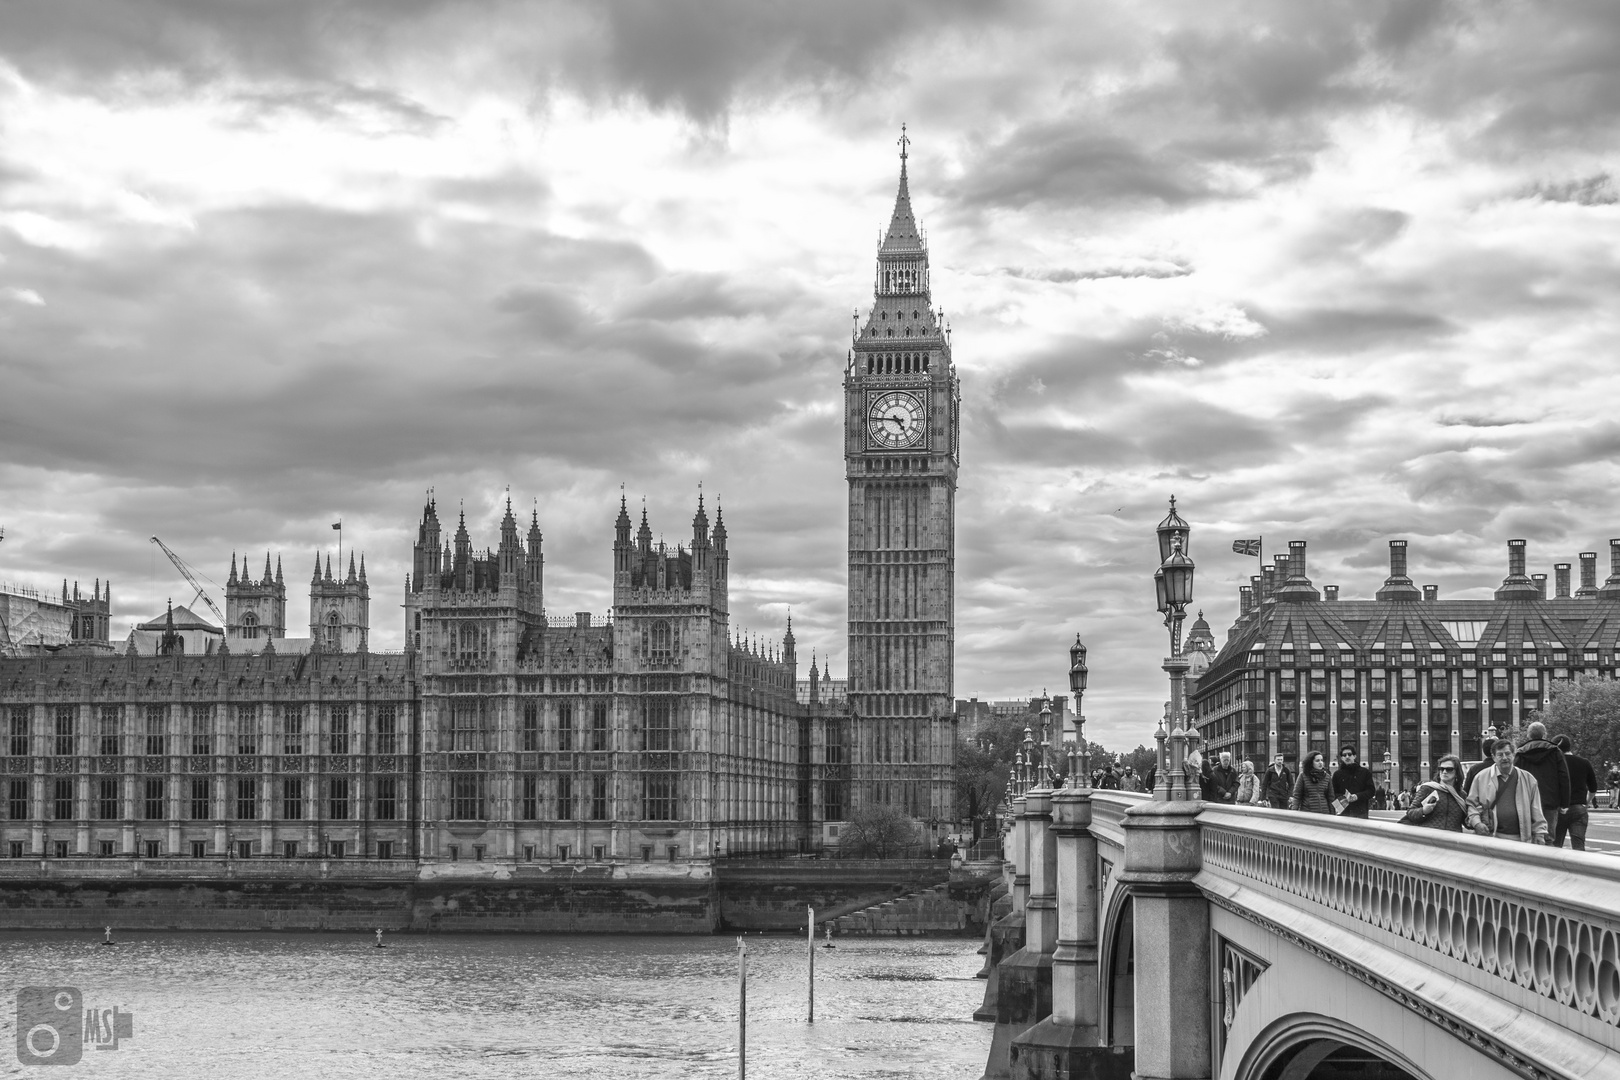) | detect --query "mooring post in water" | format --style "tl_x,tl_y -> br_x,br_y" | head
737,935 -> 747,1079
808,905 -> 815,1024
